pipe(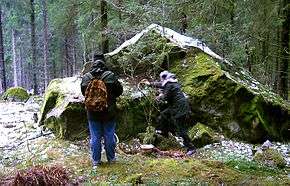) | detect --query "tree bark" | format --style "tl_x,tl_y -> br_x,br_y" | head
278,0 -> 289,100
12,29 -> 18,87
117,0 -> 122,21
0,6 -> 7,92
30,0 -> 38,94
101,0 -> 109,54
42,0 -> 49,89
72,40 -> 76,75
19,42 -> 24,87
